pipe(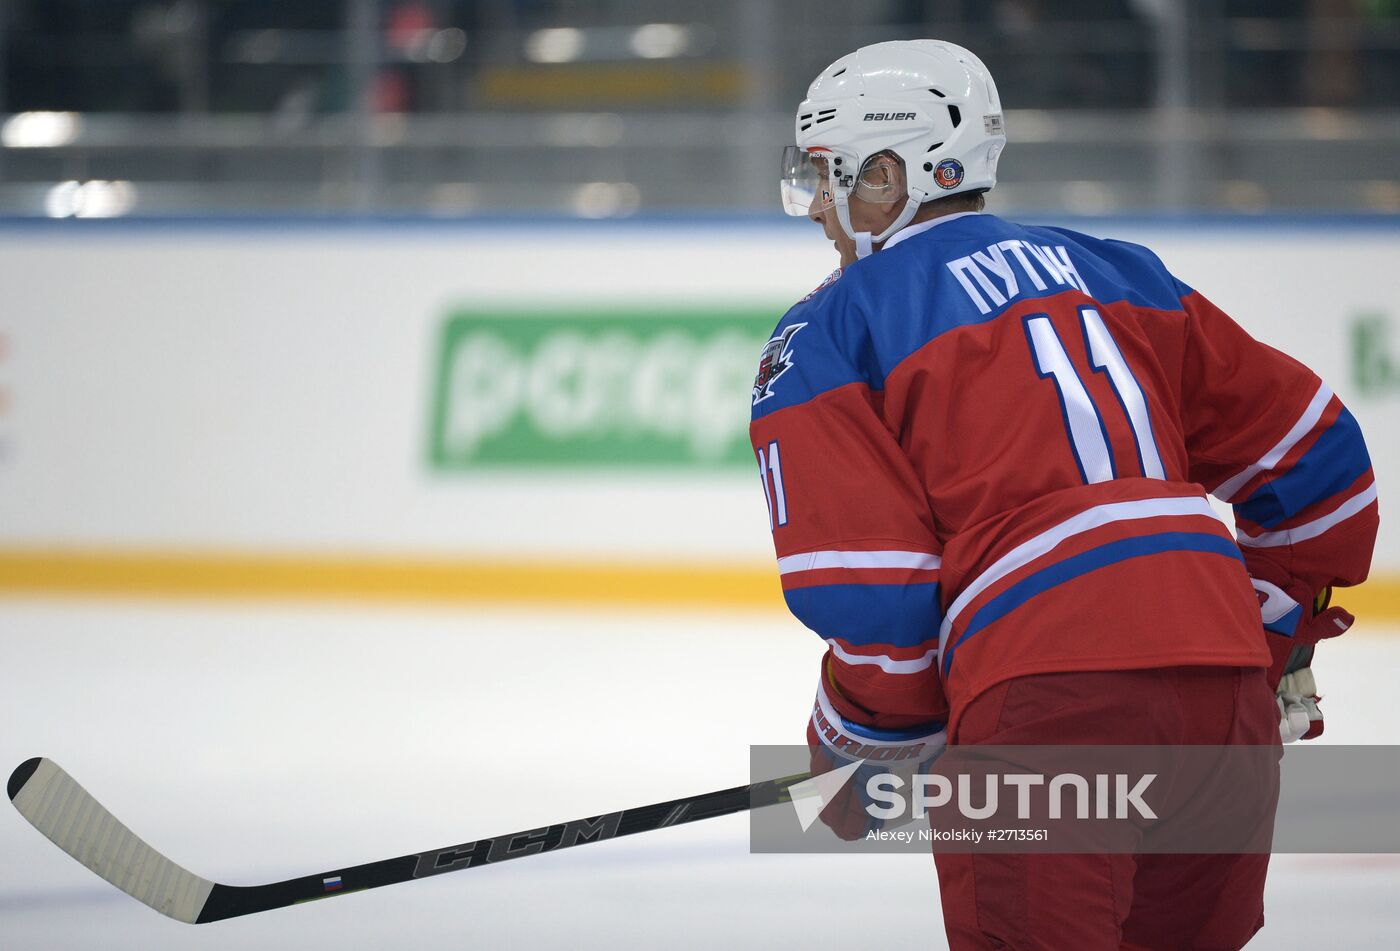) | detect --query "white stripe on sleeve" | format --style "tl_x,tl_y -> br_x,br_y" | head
1211,382 -> 1333,502
778,550 -> 941,575
1237,480 -> 1377,548
826,639 -> 938,675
